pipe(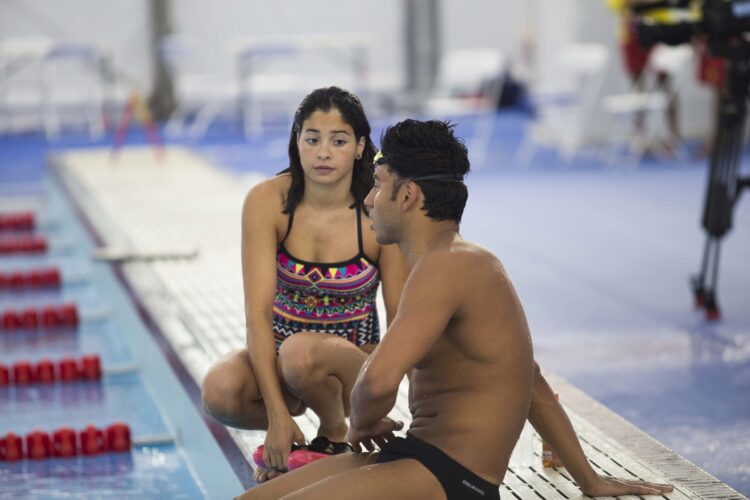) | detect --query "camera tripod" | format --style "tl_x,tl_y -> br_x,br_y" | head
692,48 -> 750,320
